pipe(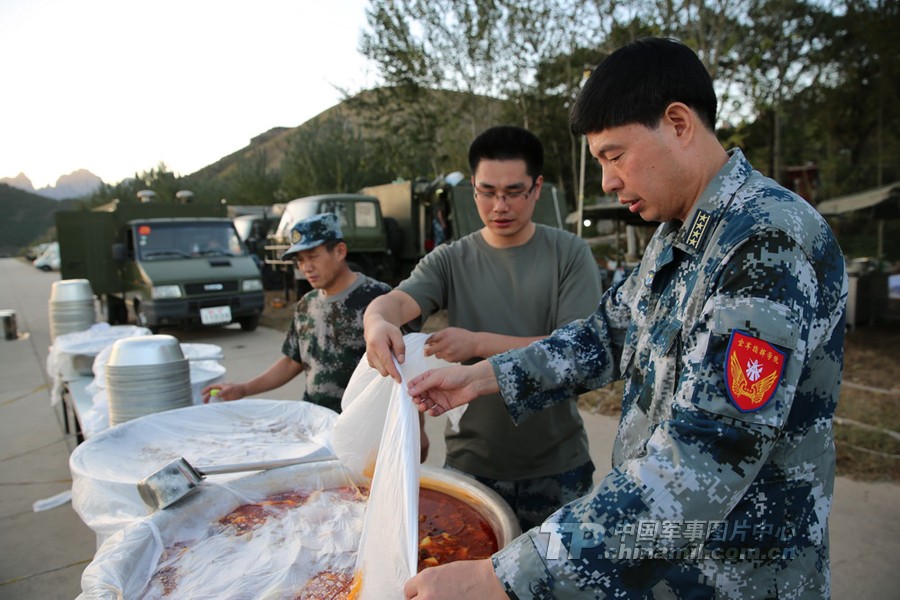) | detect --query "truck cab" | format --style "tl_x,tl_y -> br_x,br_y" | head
56,198 -> 265,332
120,218 -> 264,331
